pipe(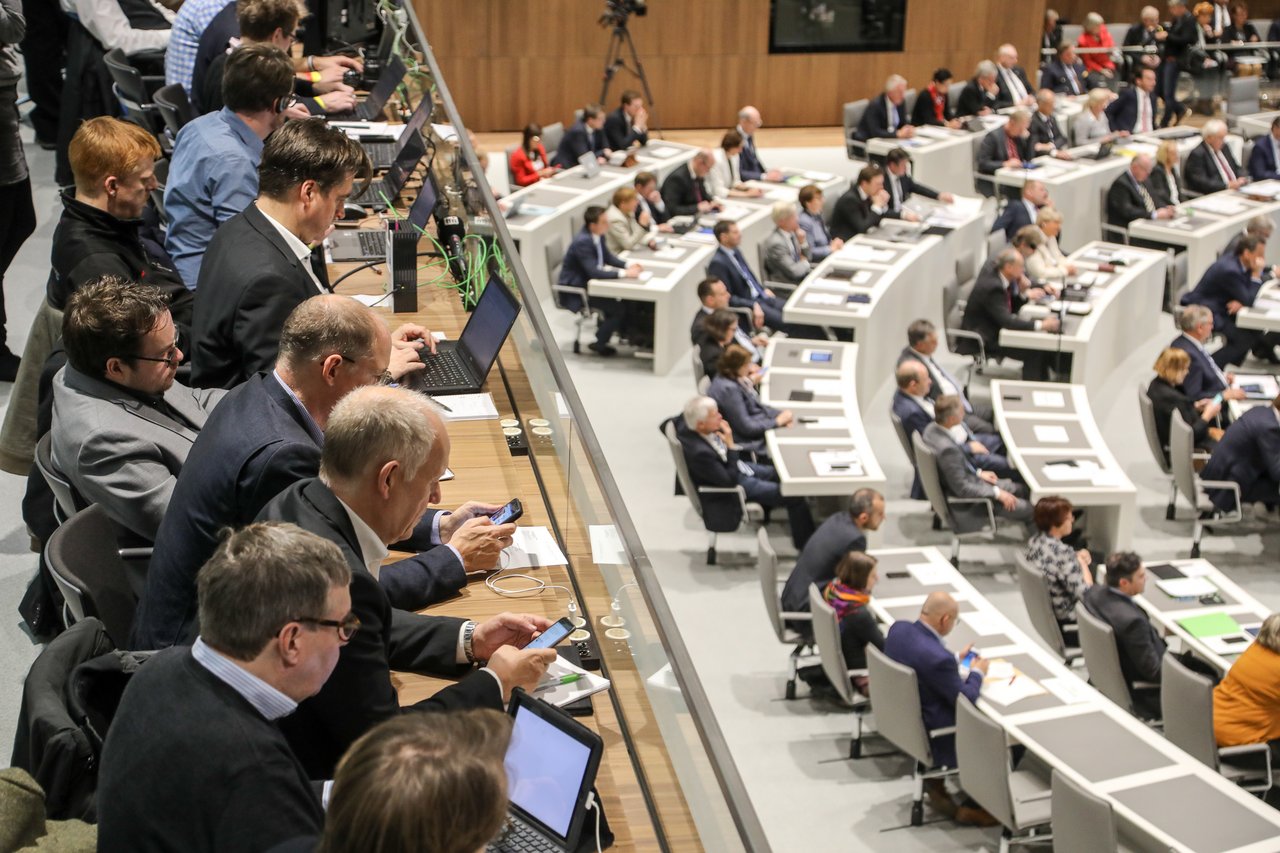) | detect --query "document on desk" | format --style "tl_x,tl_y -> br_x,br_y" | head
1031,390 -> 1066,408
802,170 -> 834,181
346,293 -> 389,307
1041,675 -> 1093,705
535,657 -> 610,709
809,450 -> 863,477
1033,425 -> 1071,444
914,126 -> 954,140
983,672 -> 1047,707
1187,195 -> 1251,216
439,393 -> 499,421
960,610 -> 1006,636
1177,612 -> 1244,639
802,417 -> 851,430
803,378 -> 846,395
502,526 -> 568,569
906,562 -> 952,585
1243,179 -> 1280,199
644,145 -> 681,159
1156,576 -> 1219,599
330,121 -> 405,140
803,291 -> 846,306
1041,459 -> 1099,481
588,525 -> 627,565
839,245 -> 896,264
